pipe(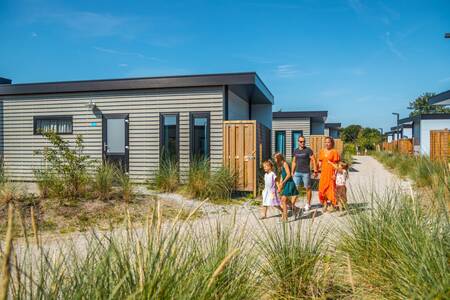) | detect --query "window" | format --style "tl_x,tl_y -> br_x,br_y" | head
275,131 -> 286,156
291,130 -> 304,152
160,113 -> 179,160
34,116 -> 73,135
190,112 -> 210,159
